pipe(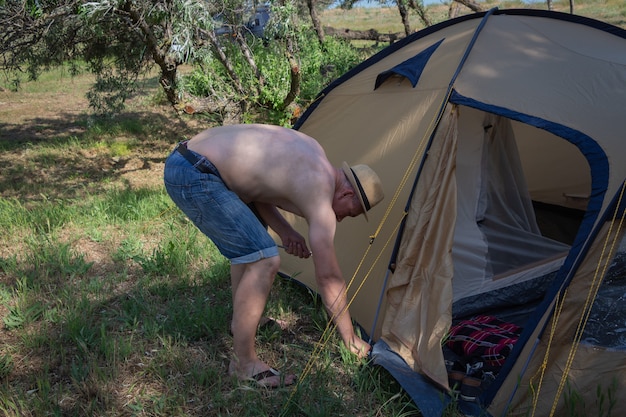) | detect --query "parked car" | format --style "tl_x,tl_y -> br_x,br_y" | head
212,4 -> 271,40
213,12 -> 235,37
246,4 -> 270,38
